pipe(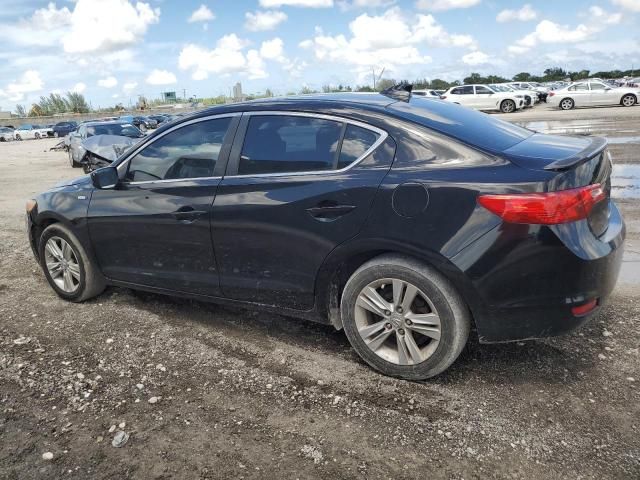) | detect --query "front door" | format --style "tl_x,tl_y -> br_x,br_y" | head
211,113 -> 395,310
87,115 -> 239,296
